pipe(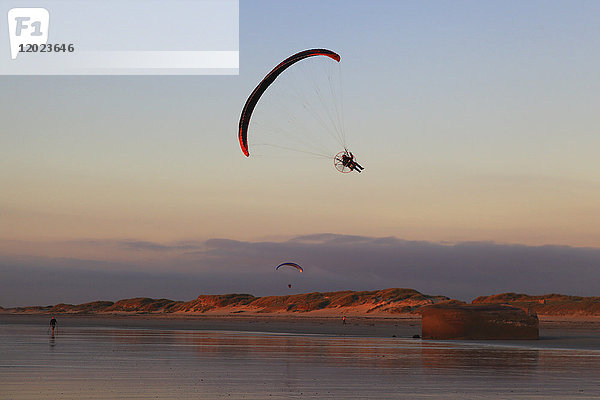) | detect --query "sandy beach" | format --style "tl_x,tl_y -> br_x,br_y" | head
2,313 -> 599,342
